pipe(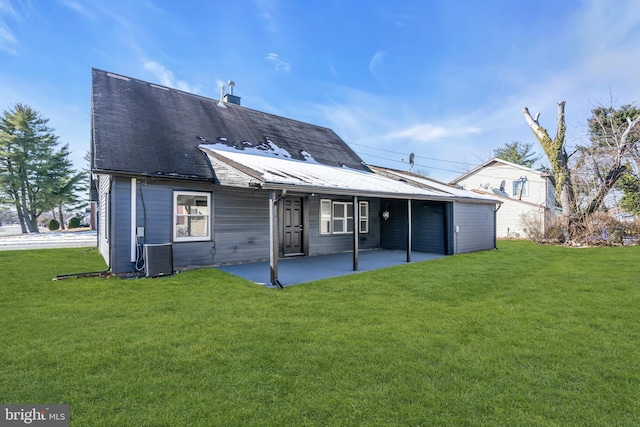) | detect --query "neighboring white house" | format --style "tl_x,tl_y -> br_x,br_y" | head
450,158 -> 559,237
